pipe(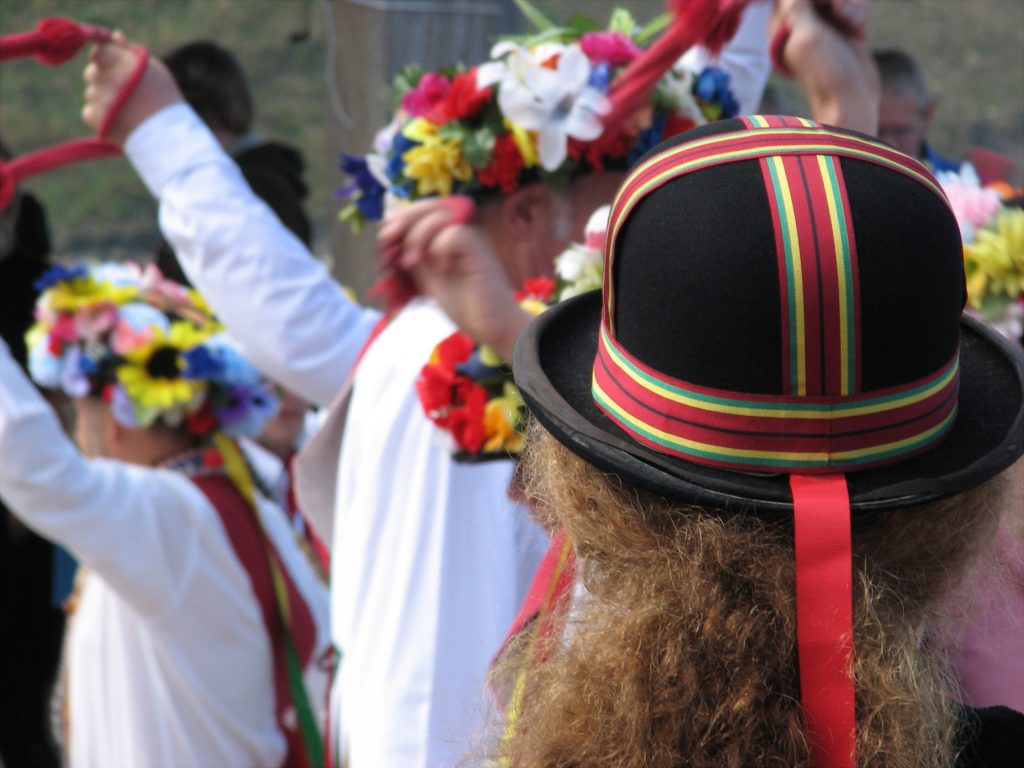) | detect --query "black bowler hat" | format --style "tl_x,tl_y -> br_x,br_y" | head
513,115 -> 1024,767
514,116 -> 1024,514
